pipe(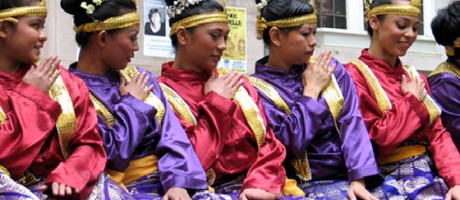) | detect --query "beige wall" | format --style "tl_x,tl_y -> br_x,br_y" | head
43,0 -> 451,75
